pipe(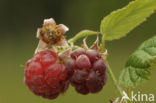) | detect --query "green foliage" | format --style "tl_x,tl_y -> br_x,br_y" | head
100,0 -> 156,40
119,36 -> 156,87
